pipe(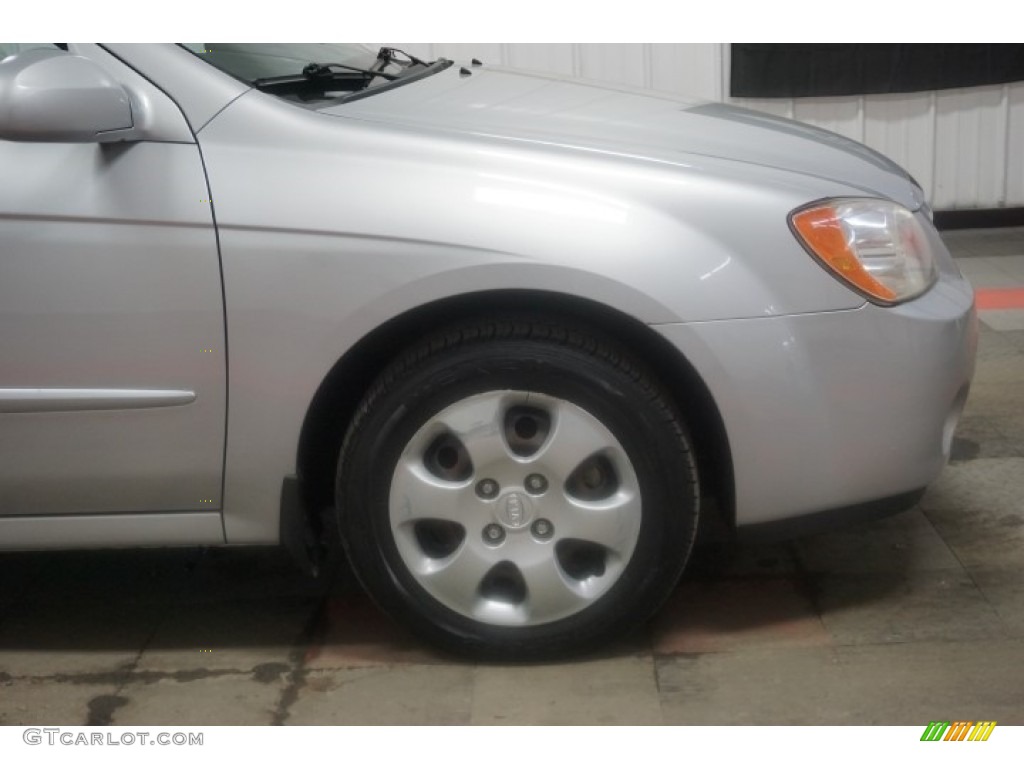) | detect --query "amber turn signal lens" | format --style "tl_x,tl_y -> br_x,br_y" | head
792,205 -> 897,302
